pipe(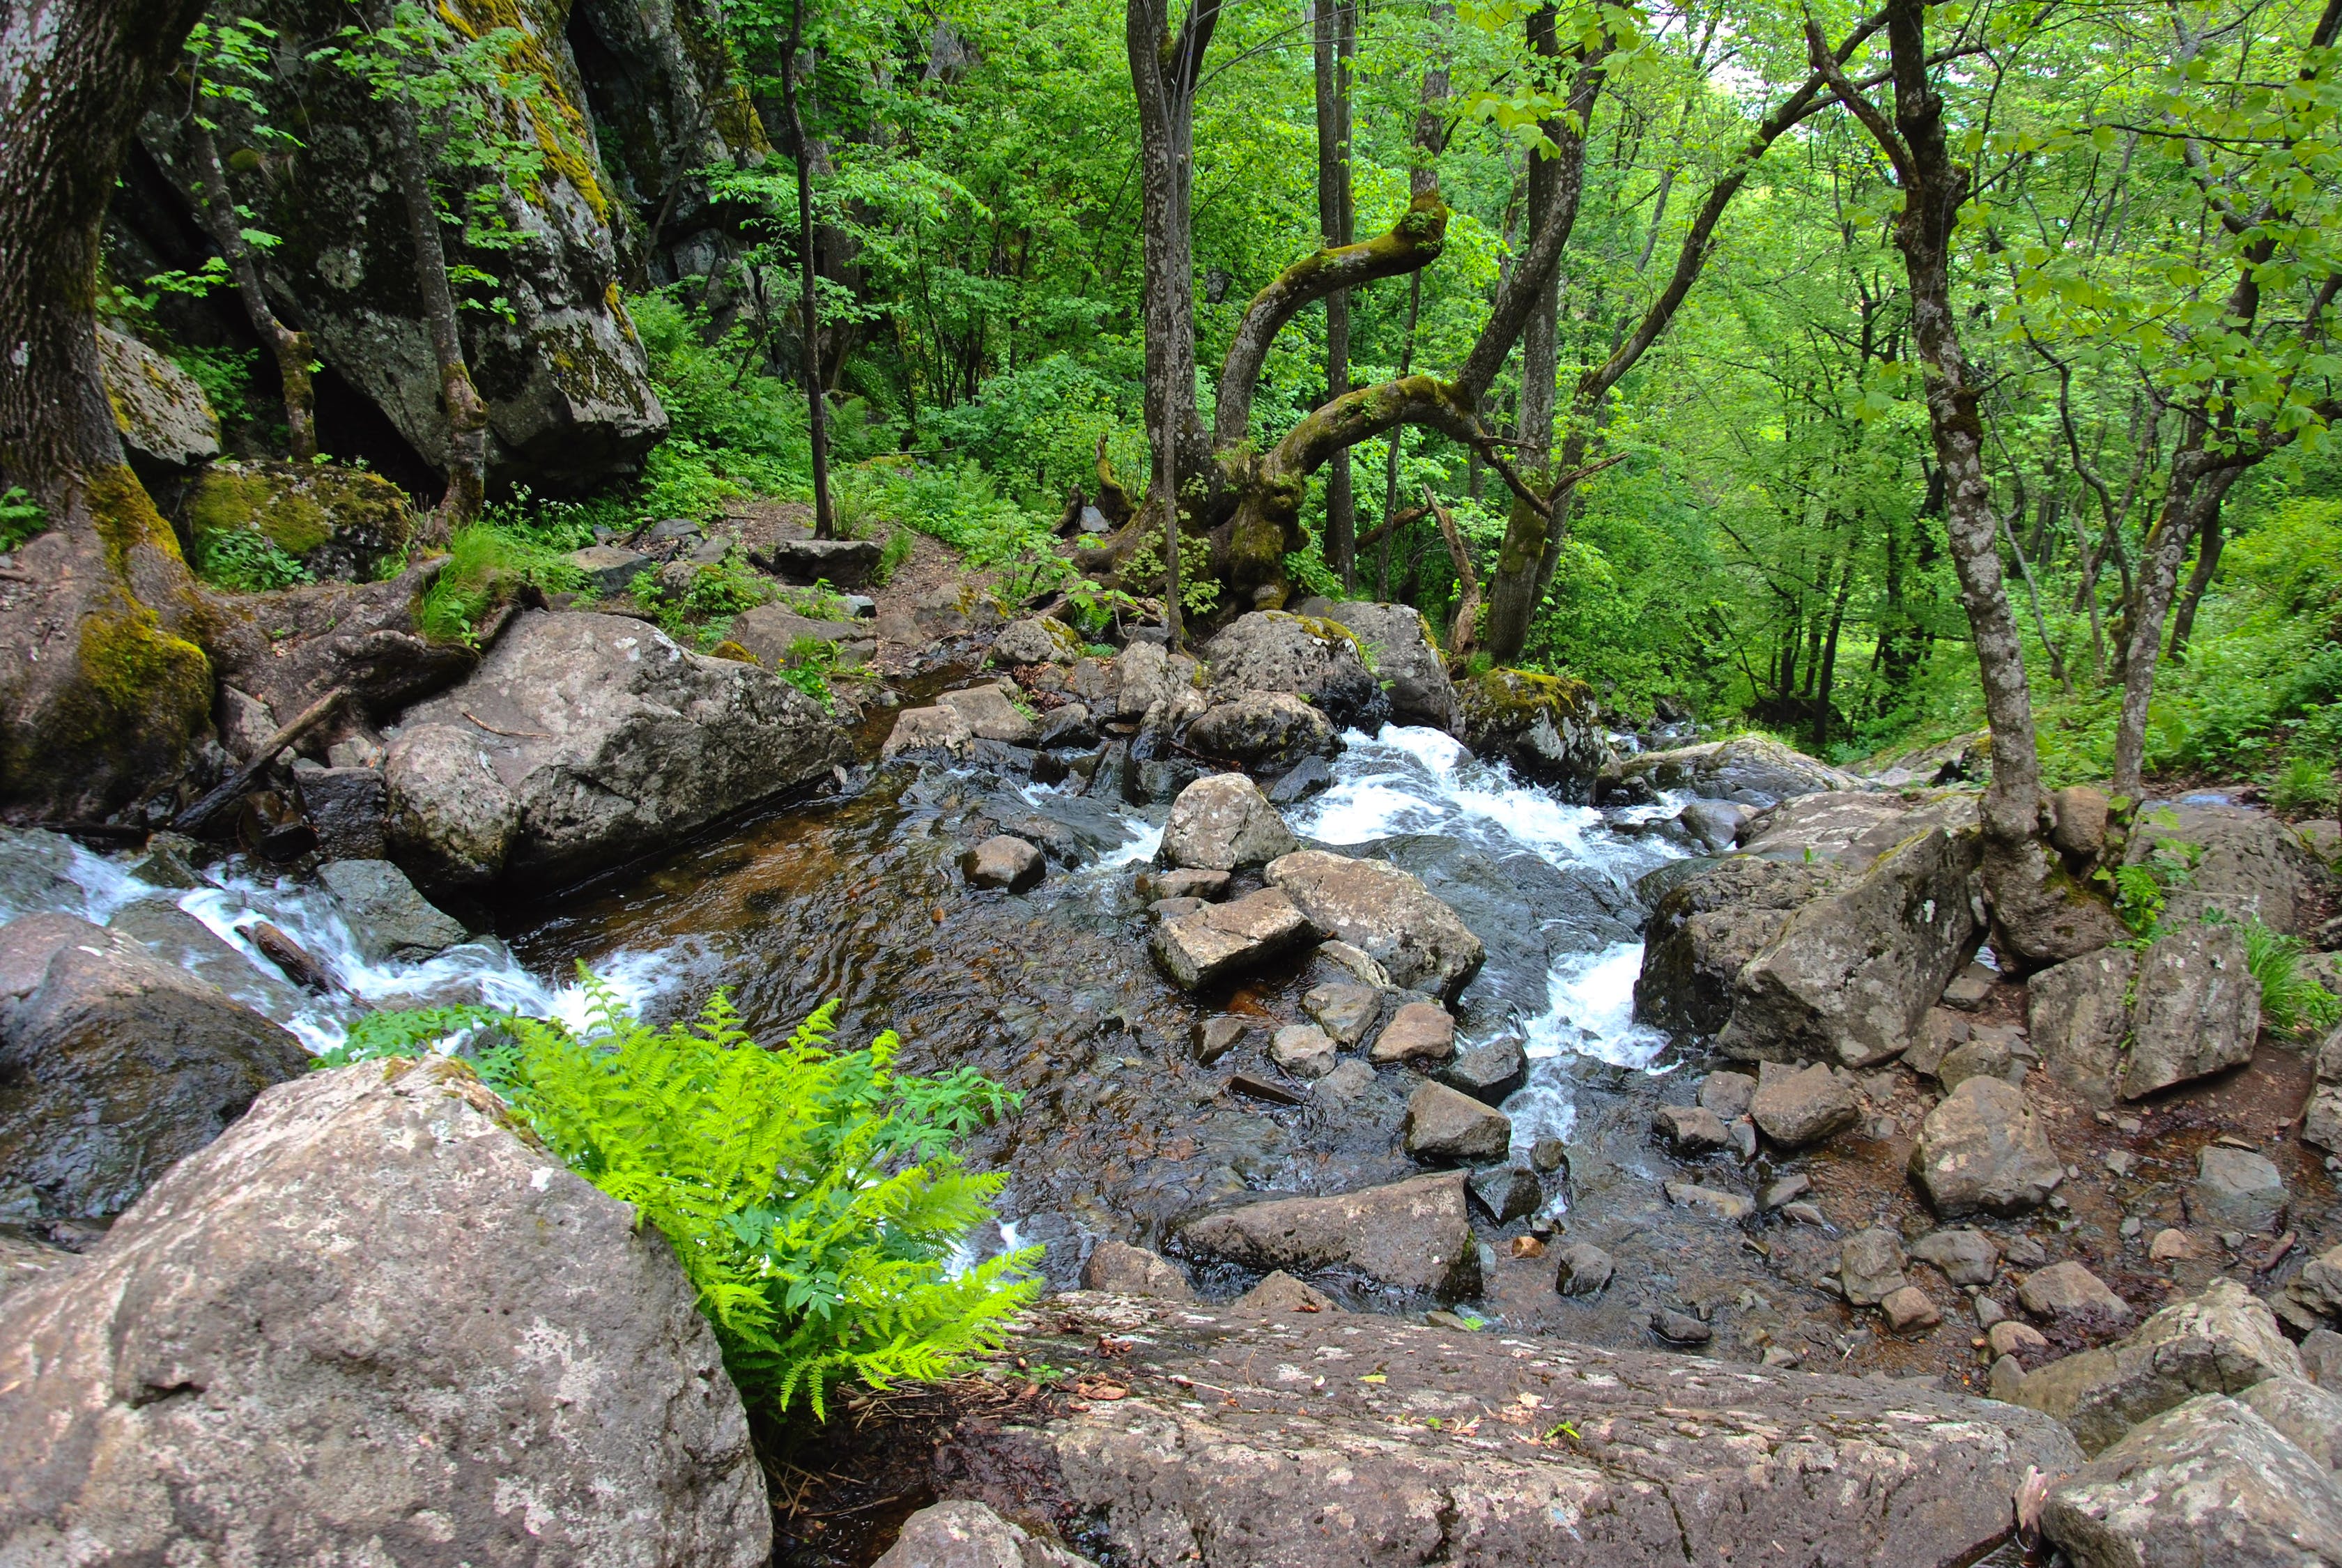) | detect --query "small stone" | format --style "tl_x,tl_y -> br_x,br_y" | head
1909,1228 -> 2001,1286
1728,1117 -> 1758,1160
2119,1216 -> 2141,1238
2302,1328 -> 2342,1390
1761,1346 -> 1801,1368
1654,1104 -> 1733,1155
2005,1233 -> 2047,1266
1152,896 -> 1205,921
1782,1201 -> 1827,1227
2104,1148 -> 2136,1177
1316,1059 -> 1378,1102
1269,1023 -> 1337,1080
1080,1240 -> 1196,1300
1941,961 -> 1997,1011
1509,1235 -> 1546,1259
1366,1001 -> 1455,1067
1758,1172 -> 1810,1210
2193,1145 -> 2287,1234
1530,1137 -> 1569,1174
883,705 -> 974,757
1653,1309 -> 1713,1346
1555,1243 -> 1615,1298
1194,1015 -> 1247,1065
1697,1070 -> 1757,1121
1435,1037 -> 1528,1105
1975,1297 -> 2008,1329
1302,981 -> 1381,1045
1235,1270 -> 1336,1314
1665,1181 -> 1754,1221
1840,1227 -> 1910,1307
1880,1285 -> 1942,1332
1466,1165 -> 1543,1224
1403,1080 -> 1511,1165
2017,1261 -> 2131,1324
1989,1320 -> 2050,1358
962,836 -> 1044,891
1988,1354 -> 2028,1402
1749,1061 -> 1859,1148
1152,889 -> 1313,989
1936,1033 -> 2014,1091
